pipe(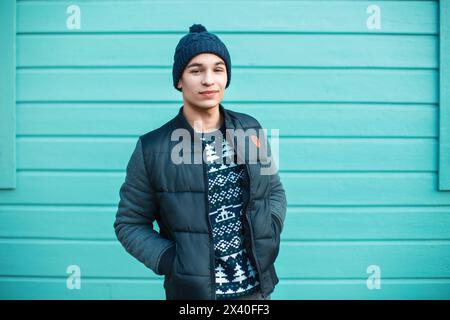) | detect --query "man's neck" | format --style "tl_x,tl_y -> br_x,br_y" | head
182,102 -> 224,133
